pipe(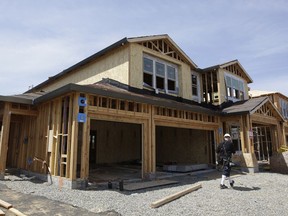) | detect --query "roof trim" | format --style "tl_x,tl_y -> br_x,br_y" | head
0,95 -> 33,104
